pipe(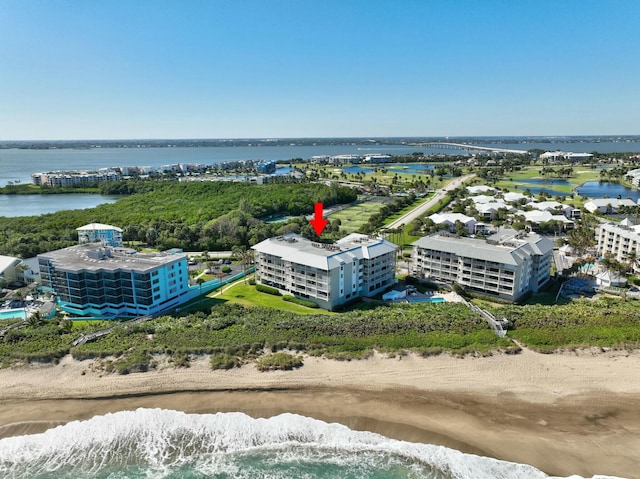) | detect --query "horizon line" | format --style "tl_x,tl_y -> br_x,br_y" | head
1,134 -> 640,143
